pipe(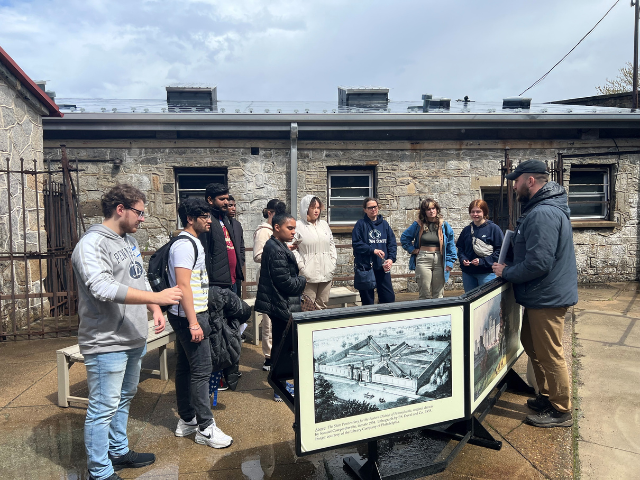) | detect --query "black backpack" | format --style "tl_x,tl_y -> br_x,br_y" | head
147,234 -> 198,311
